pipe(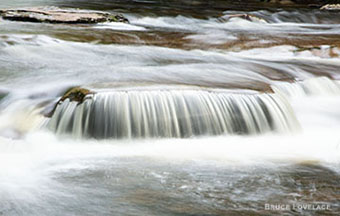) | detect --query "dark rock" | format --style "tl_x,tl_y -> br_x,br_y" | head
0,89 -> 9,101
260,0 -> 295,5
107,14 -> 129,23
0,7 -> 129,24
